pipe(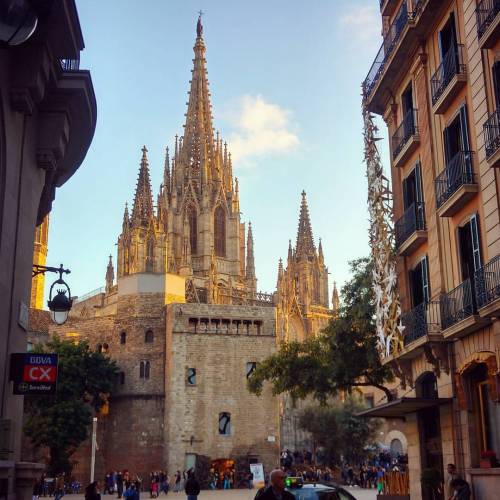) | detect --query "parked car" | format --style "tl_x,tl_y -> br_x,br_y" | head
285,478 -> 356,500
